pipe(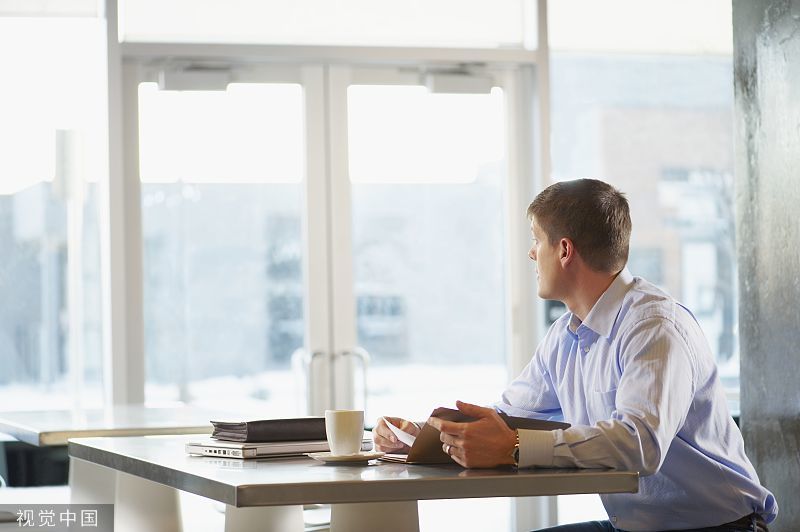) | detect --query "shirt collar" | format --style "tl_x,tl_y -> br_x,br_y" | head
578,268 -> 635,339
